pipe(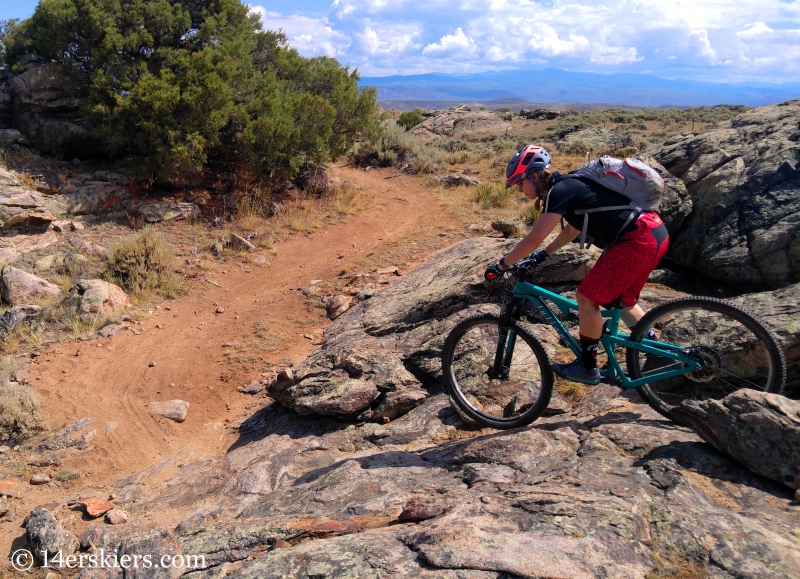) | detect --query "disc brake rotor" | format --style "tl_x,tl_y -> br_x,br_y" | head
684,346 -> 723,383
